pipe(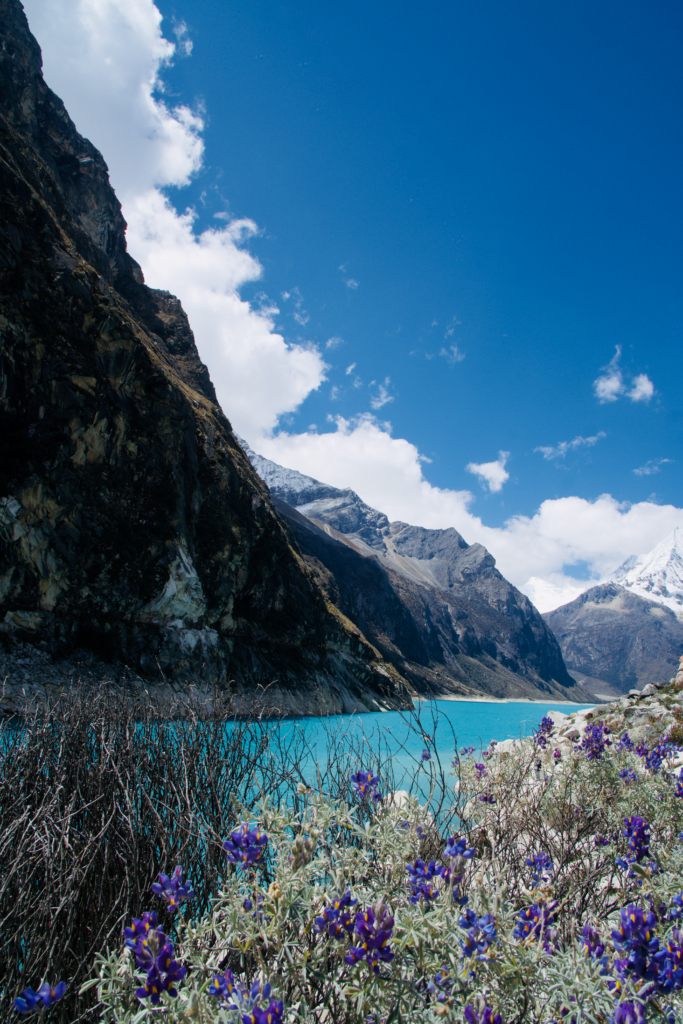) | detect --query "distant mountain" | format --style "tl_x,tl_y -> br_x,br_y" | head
543,582 -> 683,696
607,528 -> 683,621
240,441 -> 592,703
